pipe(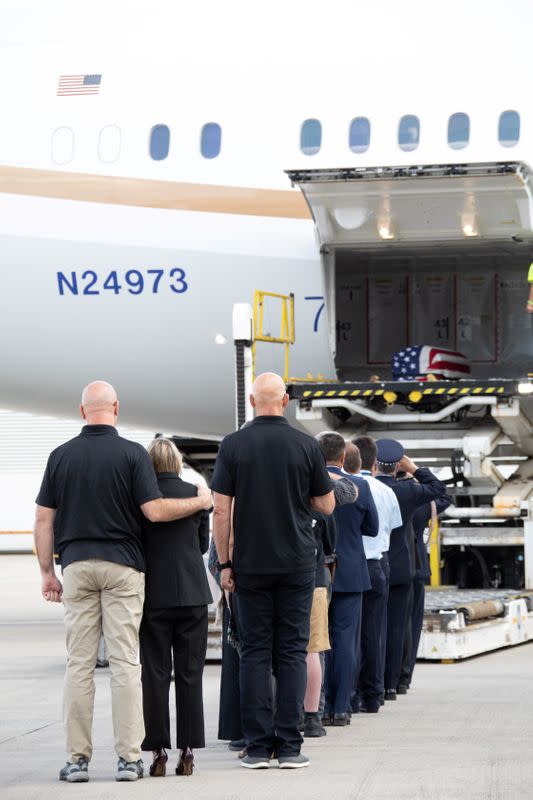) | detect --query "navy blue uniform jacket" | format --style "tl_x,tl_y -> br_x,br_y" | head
412,495 -> 452,581
376,468 -> 449,586
328,468 -> 379,593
